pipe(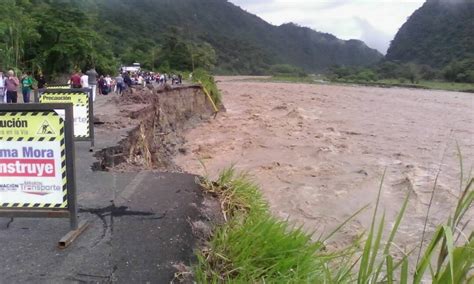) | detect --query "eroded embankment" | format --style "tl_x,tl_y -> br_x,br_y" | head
94,84 -> 214,171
